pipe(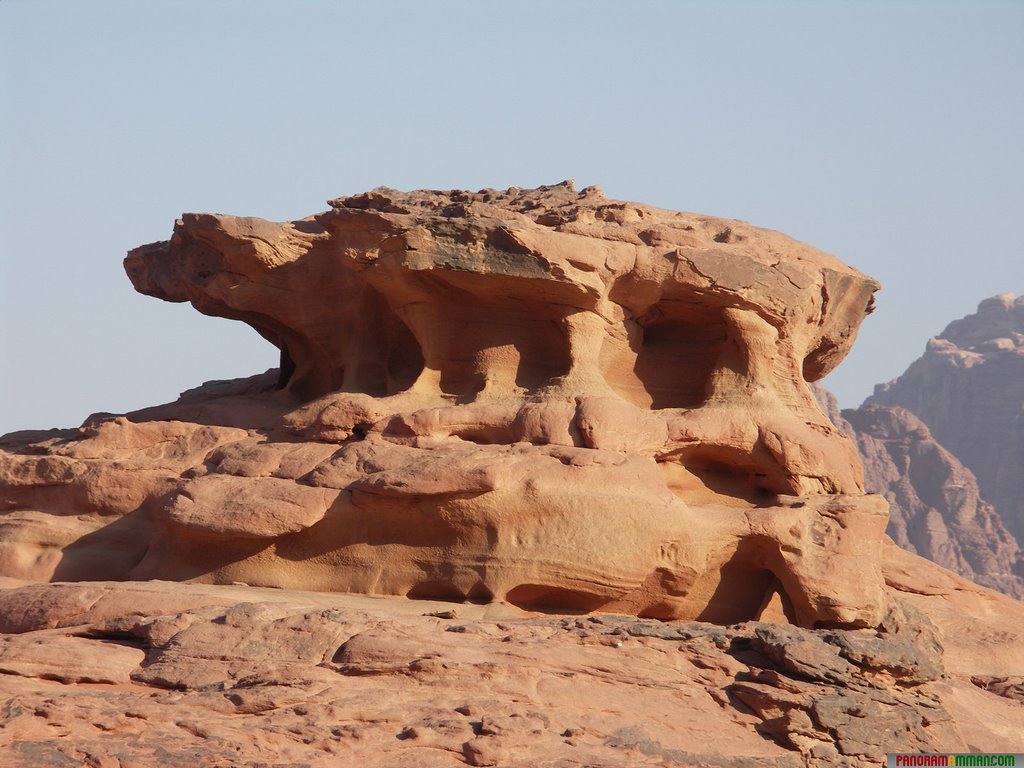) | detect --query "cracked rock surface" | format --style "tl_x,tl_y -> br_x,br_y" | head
1,560 -> 1022,767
